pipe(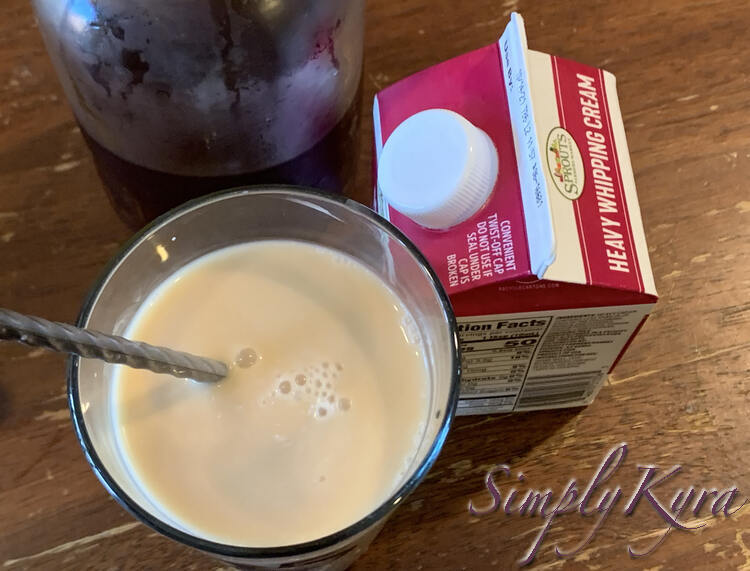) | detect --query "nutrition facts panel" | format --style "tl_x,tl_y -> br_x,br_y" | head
457,315 -> 551,411
455,304 -> 652,414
